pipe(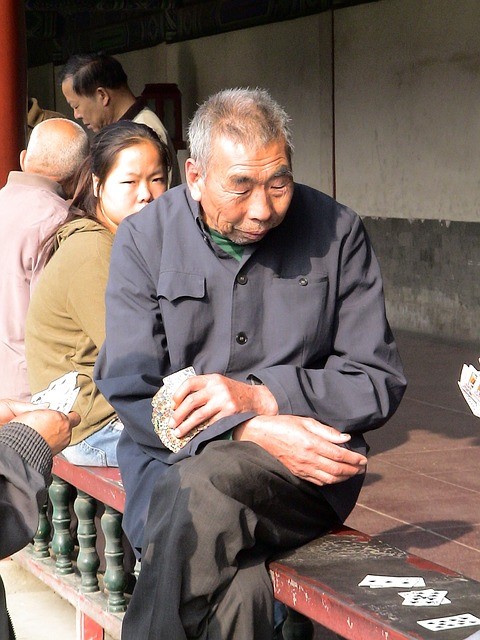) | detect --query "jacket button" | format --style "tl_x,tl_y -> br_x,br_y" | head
236,332 -> 248,345
236,274 -> 248,285
299,277 -> 308,286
